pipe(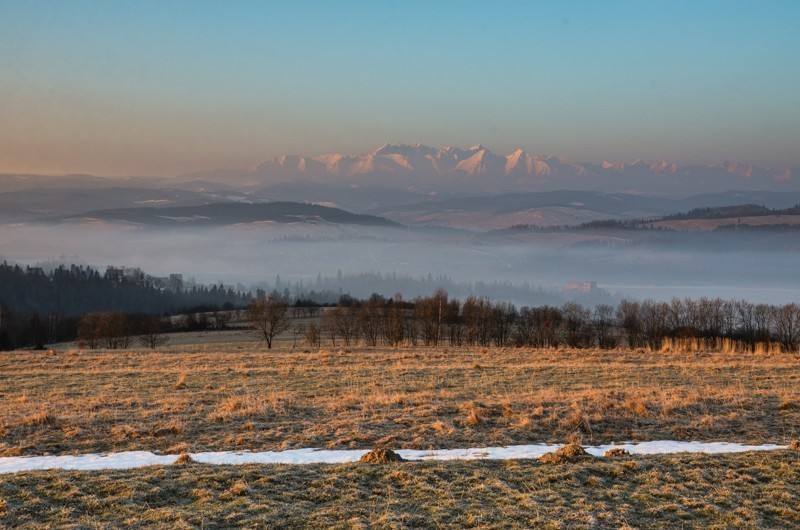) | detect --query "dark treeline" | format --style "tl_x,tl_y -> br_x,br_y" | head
494,203 -> 800,234
493,219 -> 661,233
307,291 -> 800,352
0,262 -> 250,350
3,262 -> 799,353
663,203 -> 800,221
1,305 -> 246,351
0,262 -> 249,316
